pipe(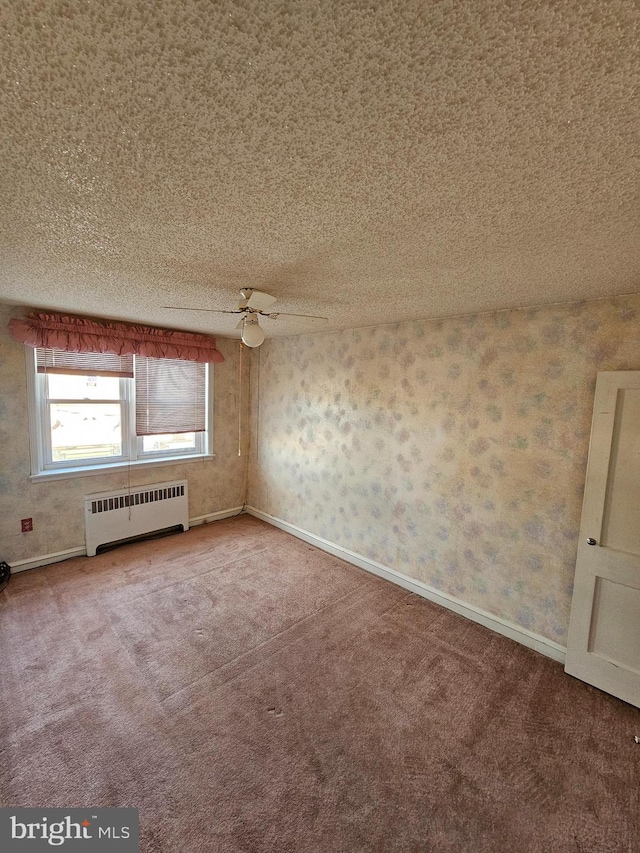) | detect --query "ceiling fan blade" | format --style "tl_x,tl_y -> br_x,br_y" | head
235,318 -> 245,330
262,312 -> 328,321
163,306 -> 243,314
245,290 -> 278,312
